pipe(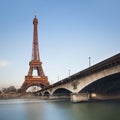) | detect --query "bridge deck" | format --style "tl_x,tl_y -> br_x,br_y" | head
39,53 -> 120,92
